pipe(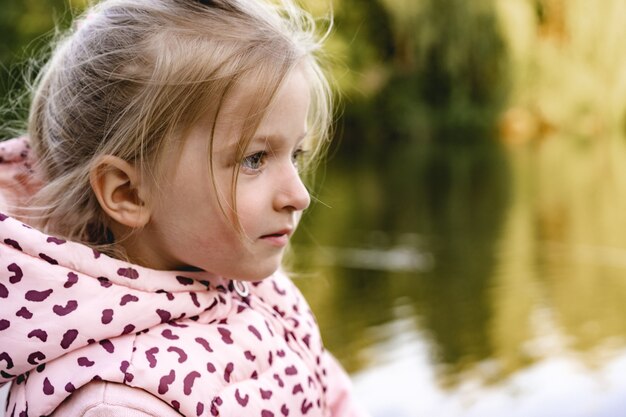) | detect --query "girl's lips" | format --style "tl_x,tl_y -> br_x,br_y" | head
260,230 -> 291,247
